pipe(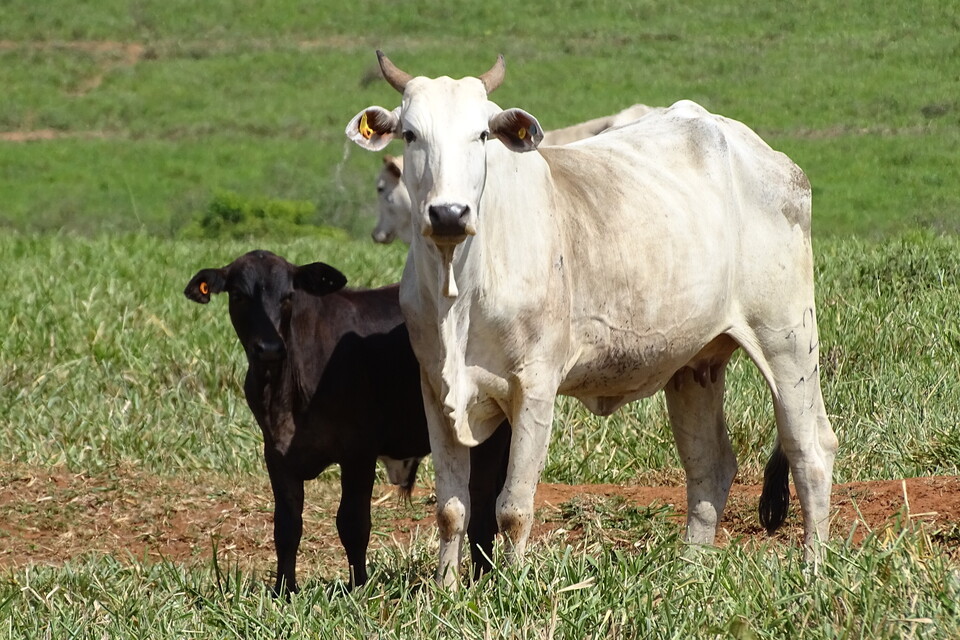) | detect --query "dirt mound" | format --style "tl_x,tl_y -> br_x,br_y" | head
1,465 -> 957,576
